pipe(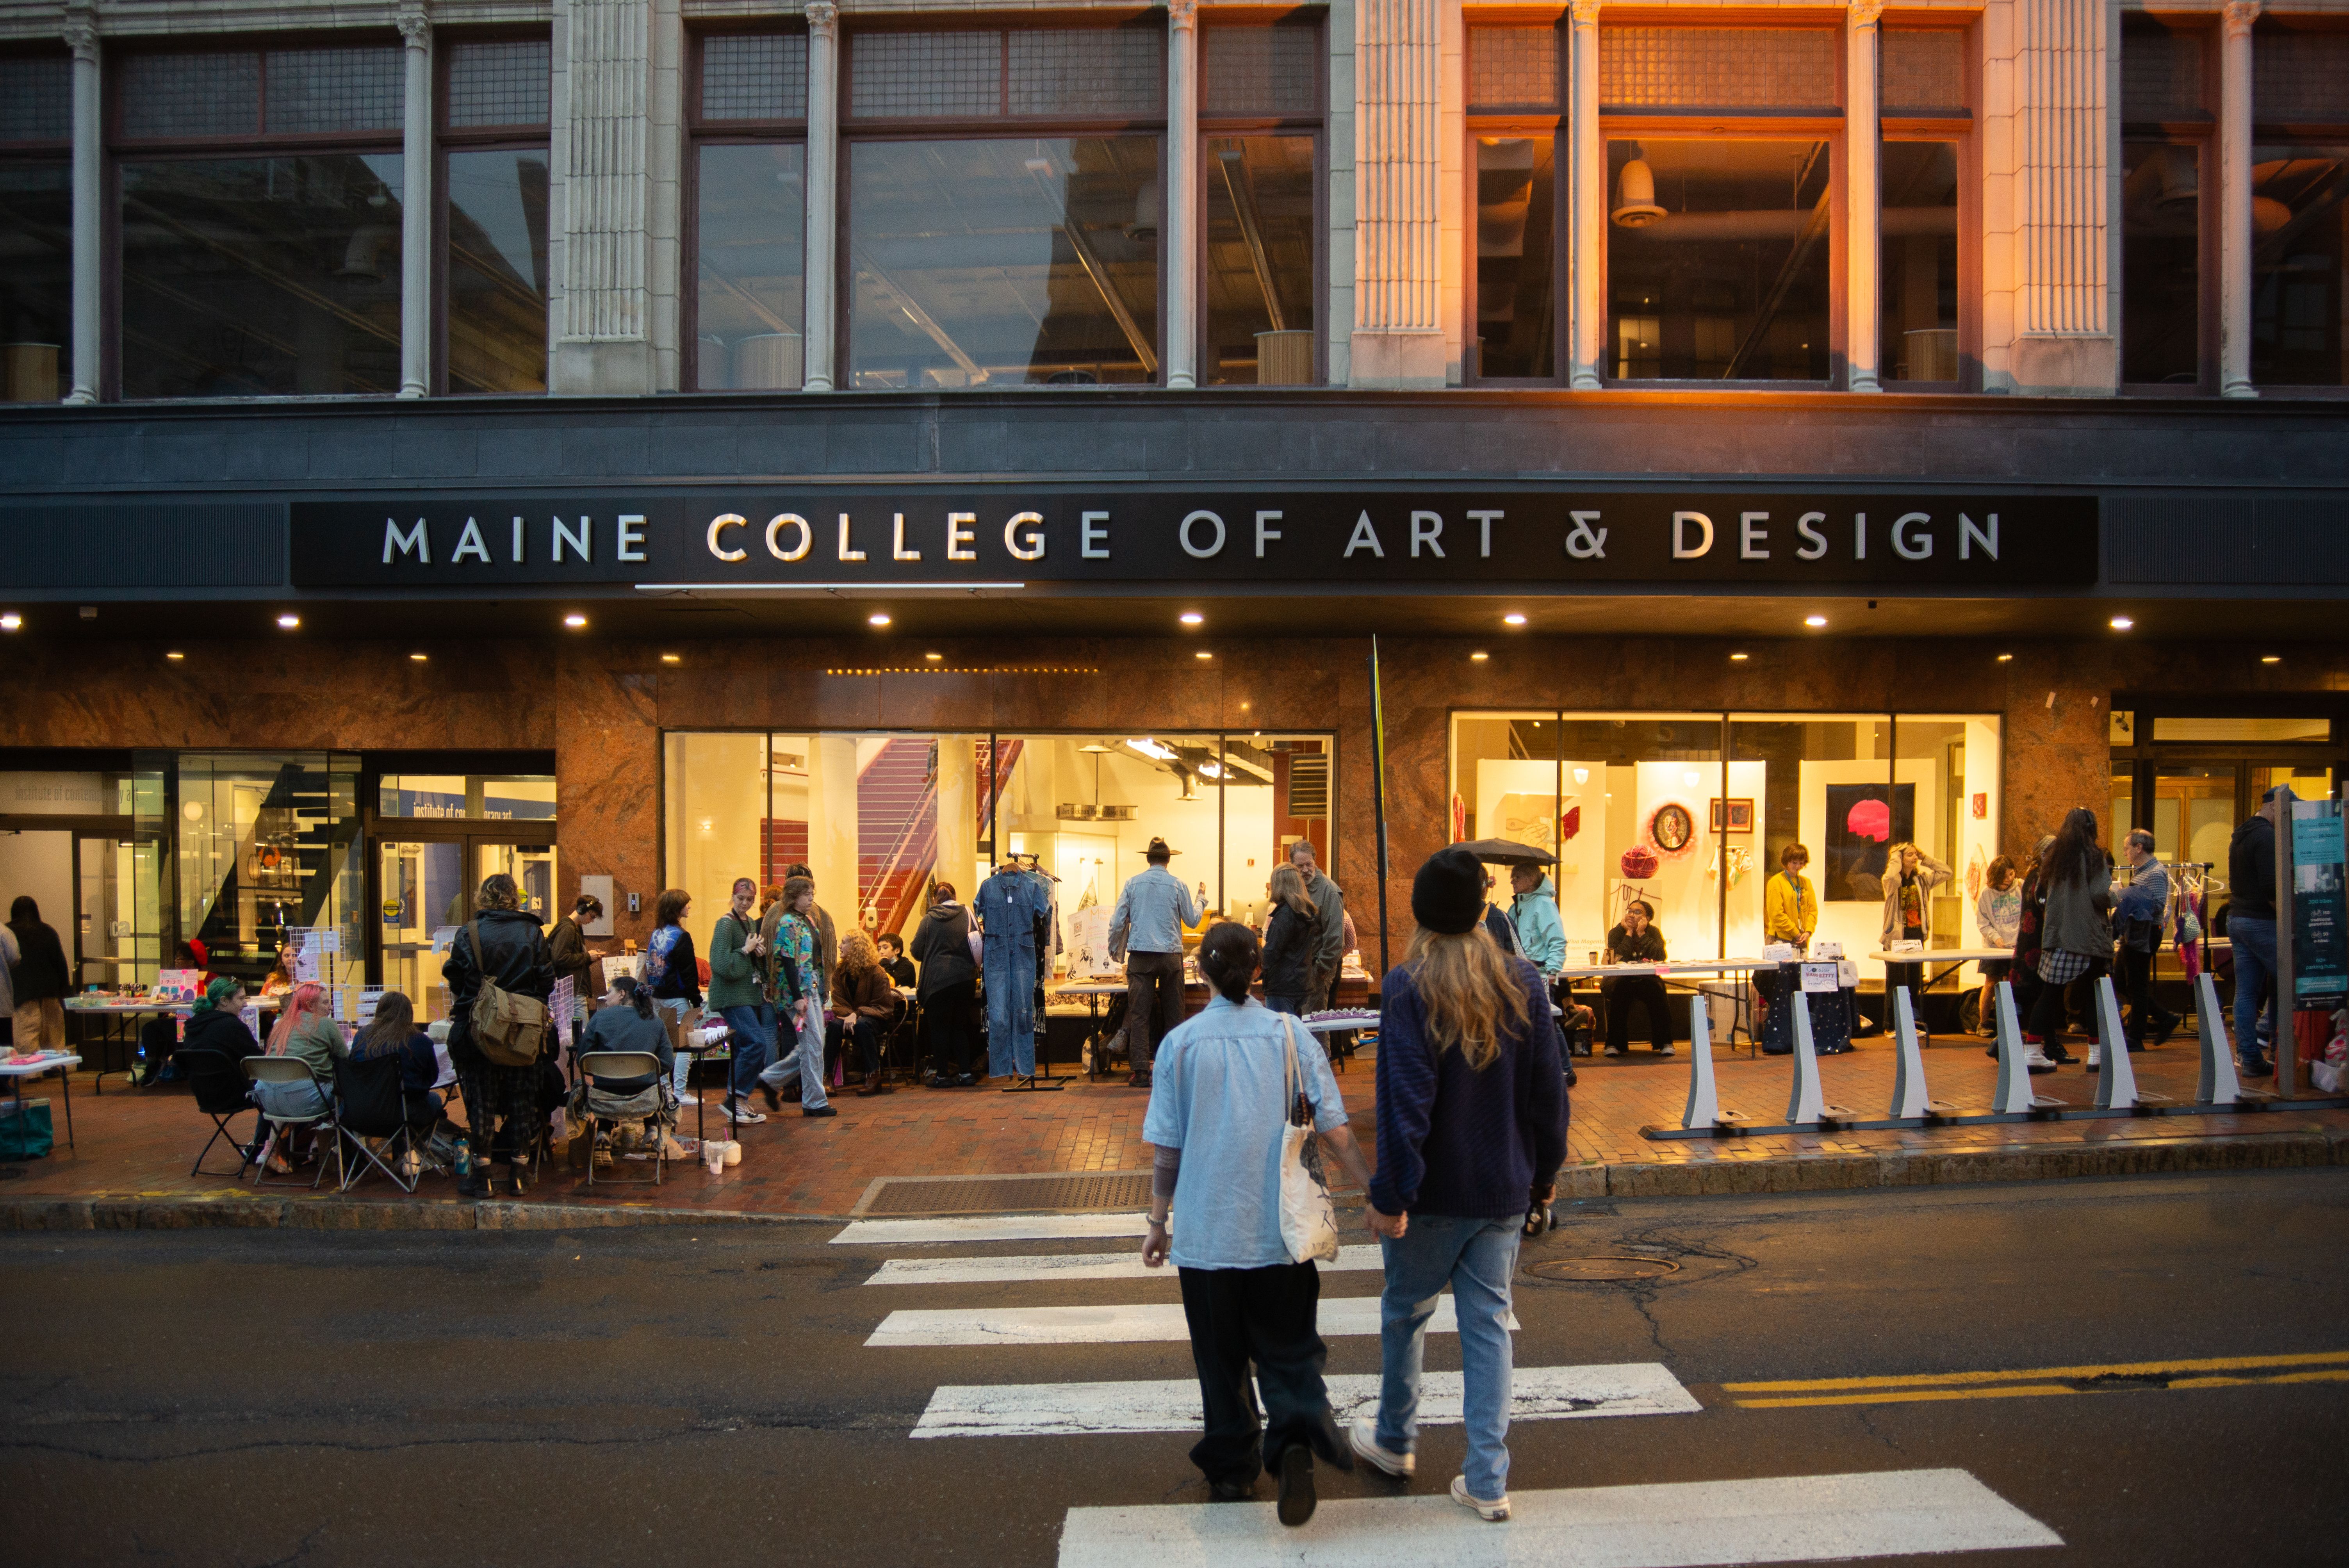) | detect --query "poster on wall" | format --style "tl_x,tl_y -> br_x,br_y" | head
1824,784 -> 1916,902
2290,798 -> 2346,1005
